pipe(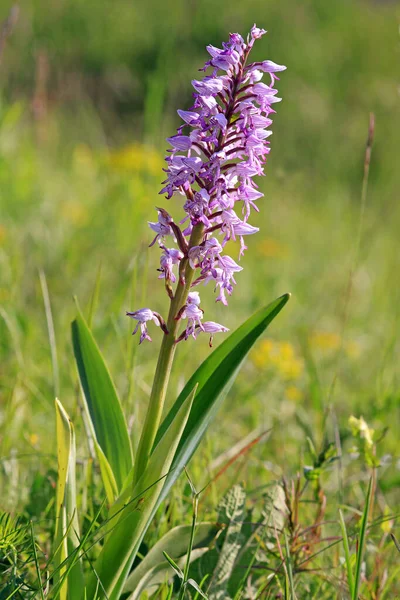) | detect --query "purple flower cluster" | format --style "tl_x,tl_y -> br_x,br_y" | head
128,25 -> 285,344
